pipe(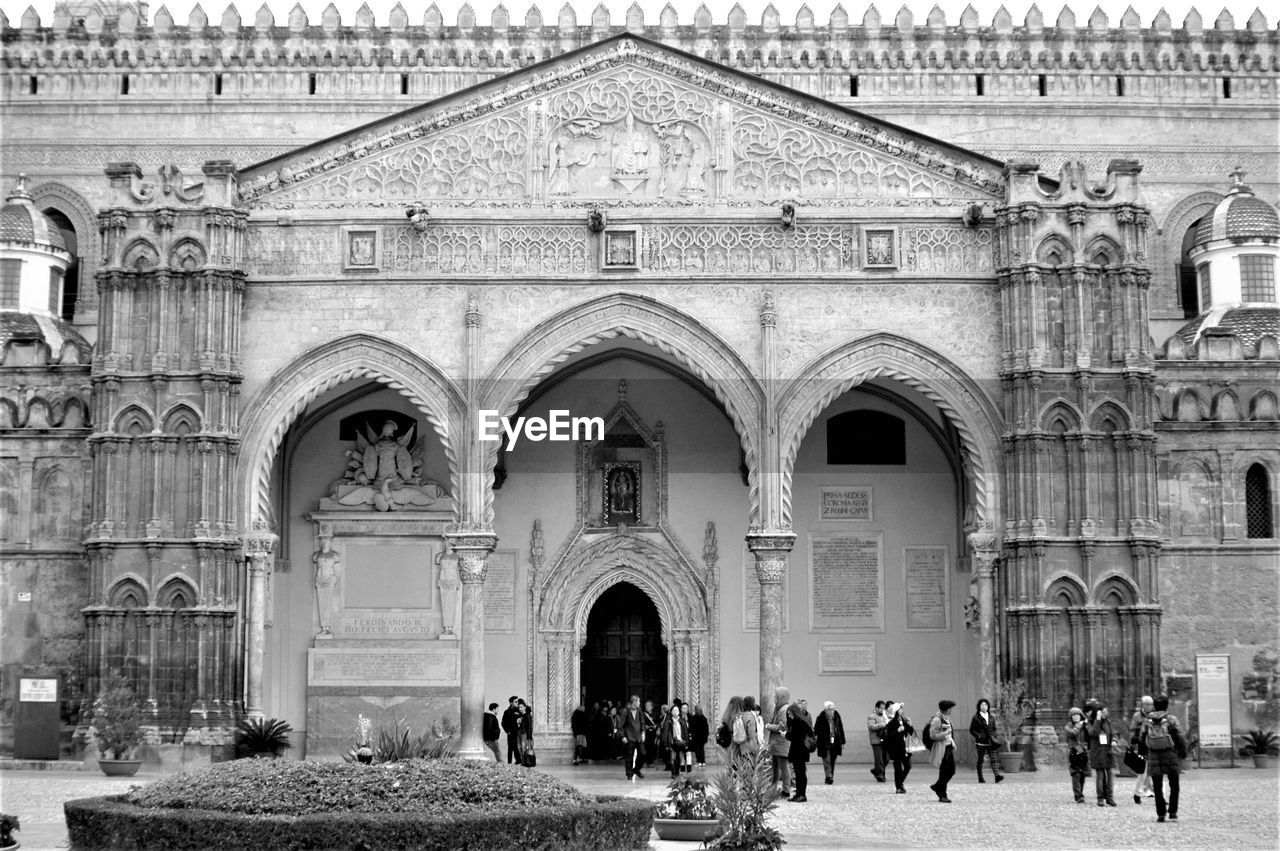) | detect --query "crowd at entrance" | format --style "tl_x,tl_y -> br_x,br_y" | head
569,696 -> 711,777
